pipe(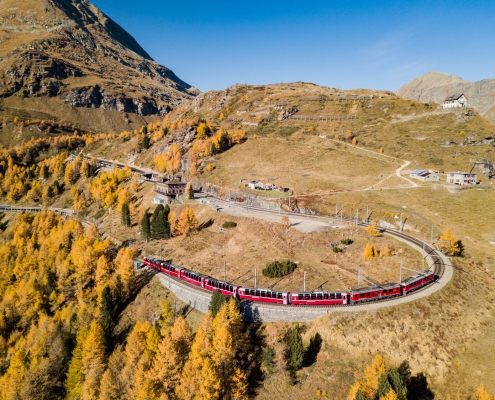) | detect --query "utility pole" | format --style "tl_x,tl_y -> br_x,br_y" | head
358,268 -> 361,288
399,213 -> 402,232
422,233 -> 426,271
254,268 -> 257,289
400,259 -> 403,283
356,208 -> 359,225
430,225 -> 434,245
335,203 -> 338,217
341,205 -> 344,223
224,261 -> 226,282
366,206 -> 369,223
303,271 -> 306,292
